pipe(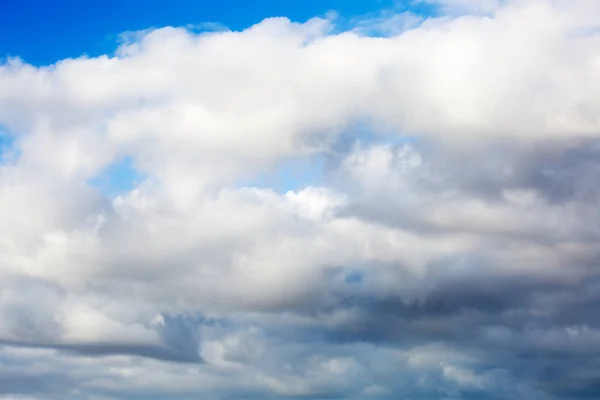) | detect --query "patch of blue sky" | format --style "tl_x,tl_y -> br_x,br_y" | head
345,120 -> 419,146
0,0 -> 438,66
88,156 -> 145,198
327,119 -> 419,162
345,270 -> 365,284
238,153 -> 326,194
0,129 -> 11,149
334,1 -> 436,36
0,125 -> 18,164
